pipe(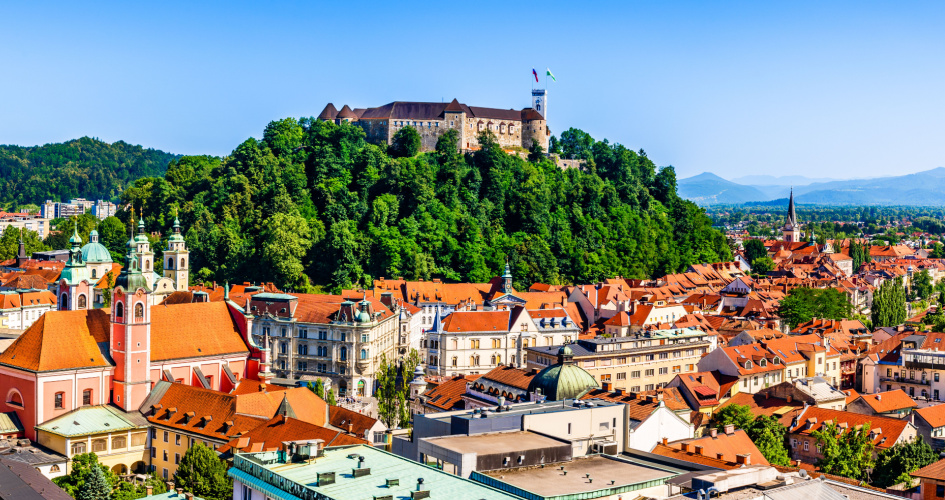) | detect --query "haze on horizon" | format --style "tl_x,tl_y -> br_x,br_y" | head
2,1 -> 944,180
